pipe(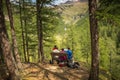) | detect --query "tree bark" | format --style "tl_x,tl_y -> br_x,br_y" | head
6,0 -> 22,70
24,19 -> 29,62
36,0 -> 44,62
19,0 -> 27,62
0,0 -> 20,80
88,0 -> 99,80
0,43 -> 4,63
